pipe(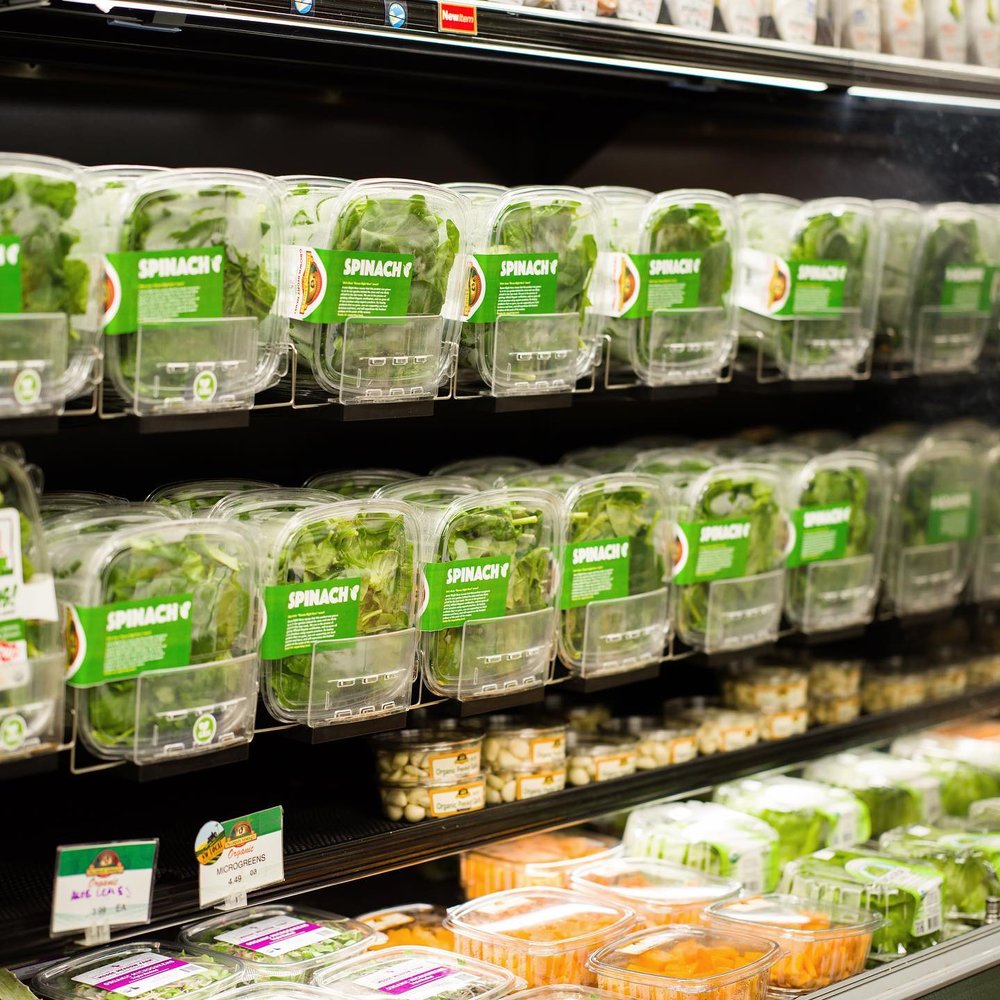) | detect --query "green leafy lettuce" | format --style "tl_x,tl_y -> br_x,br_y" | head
875,204 -> 922,356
